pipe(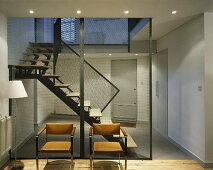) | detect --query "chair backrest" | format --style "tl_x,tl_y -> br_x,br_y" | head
93,123 -> 120,135
46,123 -> 73,135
